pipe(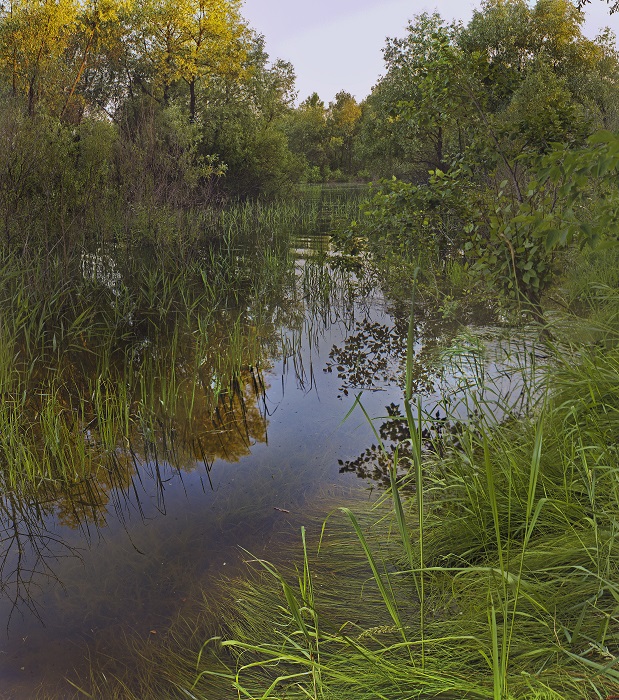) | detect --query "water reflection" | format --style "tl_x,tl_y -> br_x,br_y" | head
337,403 -> 465,488
0,261 -> 539,629
325,317 -> 436,397
0,232 -> 386,670
336,329 -> 543,488
0,372 -> 269,630
0,492 -> 74,627
0,228 -> 543,698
